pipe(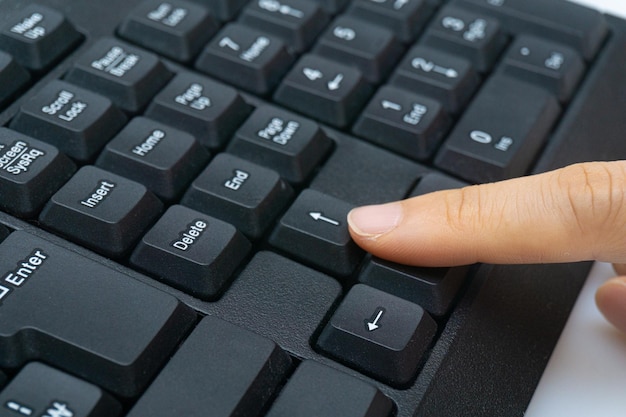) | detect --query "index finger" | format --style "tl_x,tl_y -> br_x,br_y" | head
347,161 -> 626,267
